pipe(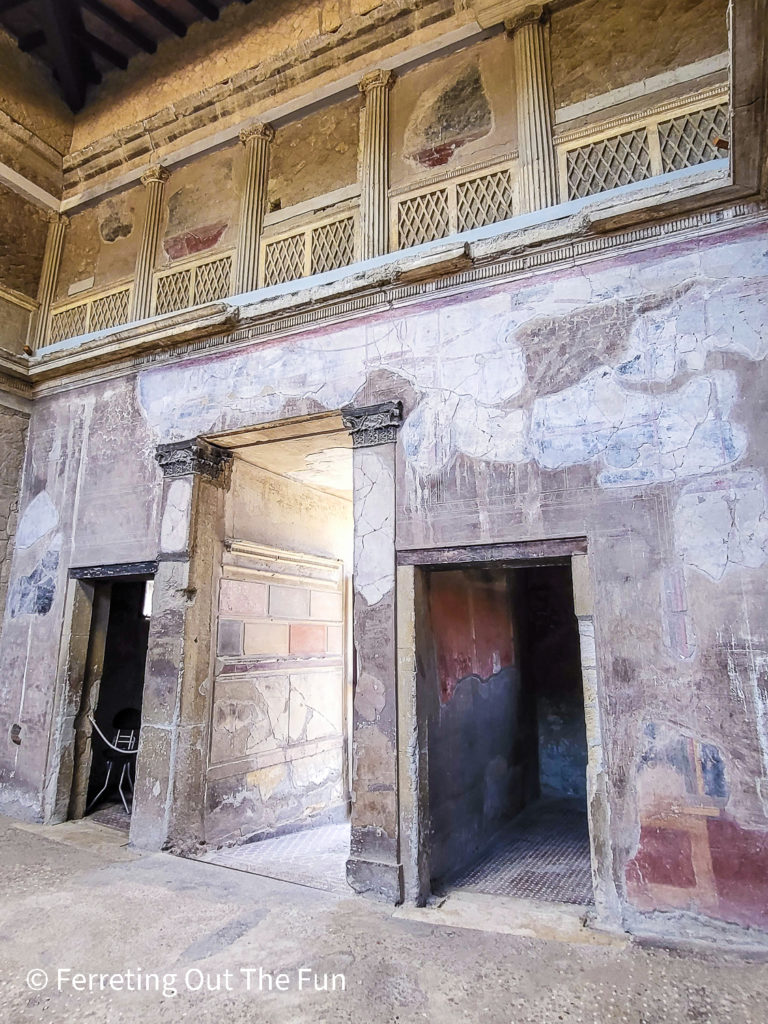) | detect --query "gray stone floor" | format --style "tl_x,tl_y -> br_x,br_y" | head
1,814 -> 767,1023
447,799 -> 594,906
199,822 -> 351,895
